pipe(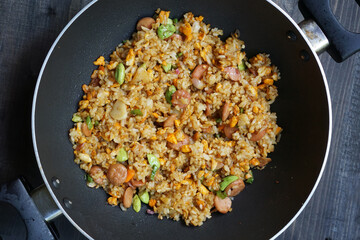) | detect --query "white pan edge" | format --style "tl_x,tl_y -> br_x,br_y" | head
31,1 -> 98,239
266,1 -> 333,239
31,1 -> 333,239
